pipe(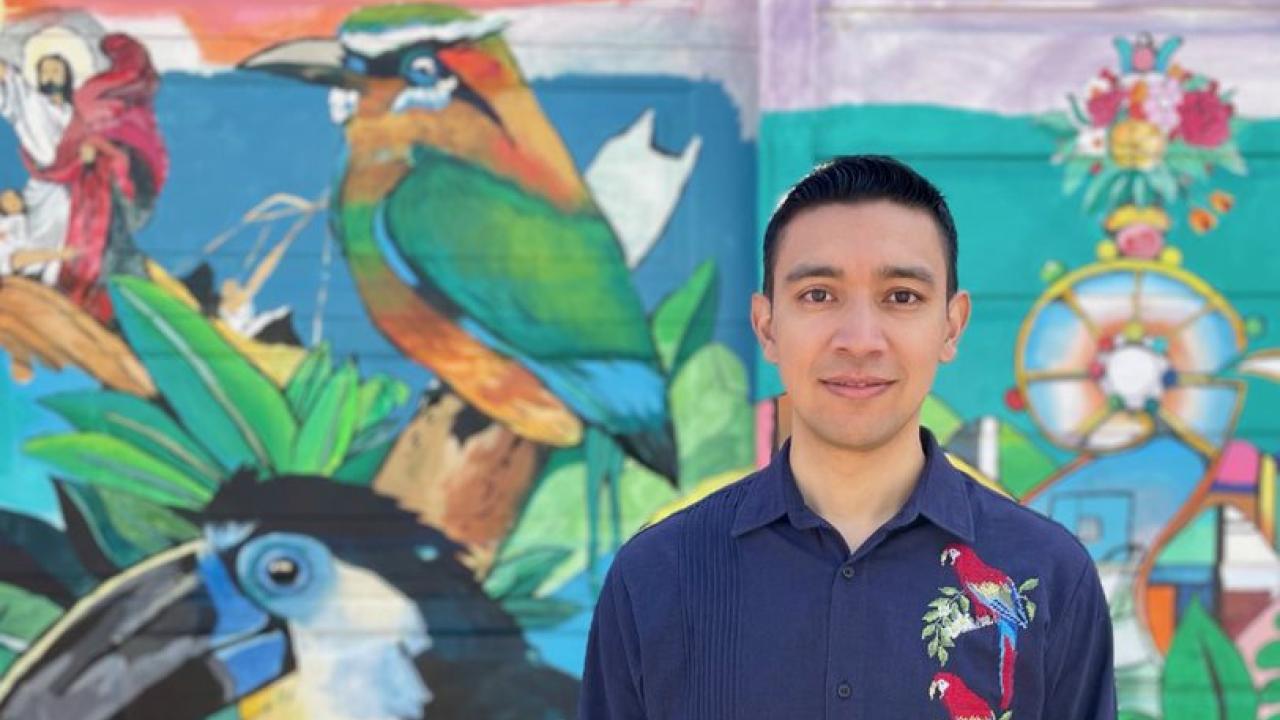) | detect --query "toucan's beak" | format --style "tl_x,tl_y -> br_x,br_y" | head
0,541 -> 292,720
240,38 -> 365,89
928,679 -> 940,700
